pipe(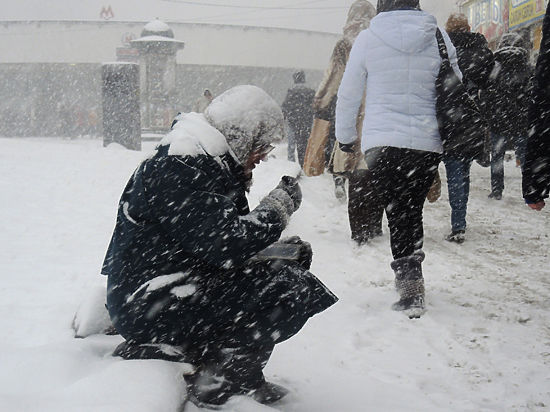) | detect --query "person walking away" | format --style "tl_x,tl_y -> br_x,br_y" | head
336,0 -> 461,317
102,85 -> 338,408
308,0 -> 384,243
282,70 -> 315,168
482,33 -> 532,200
523,2 -> 550,211
193,88 -> 214,113
443,13 -> 494,243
